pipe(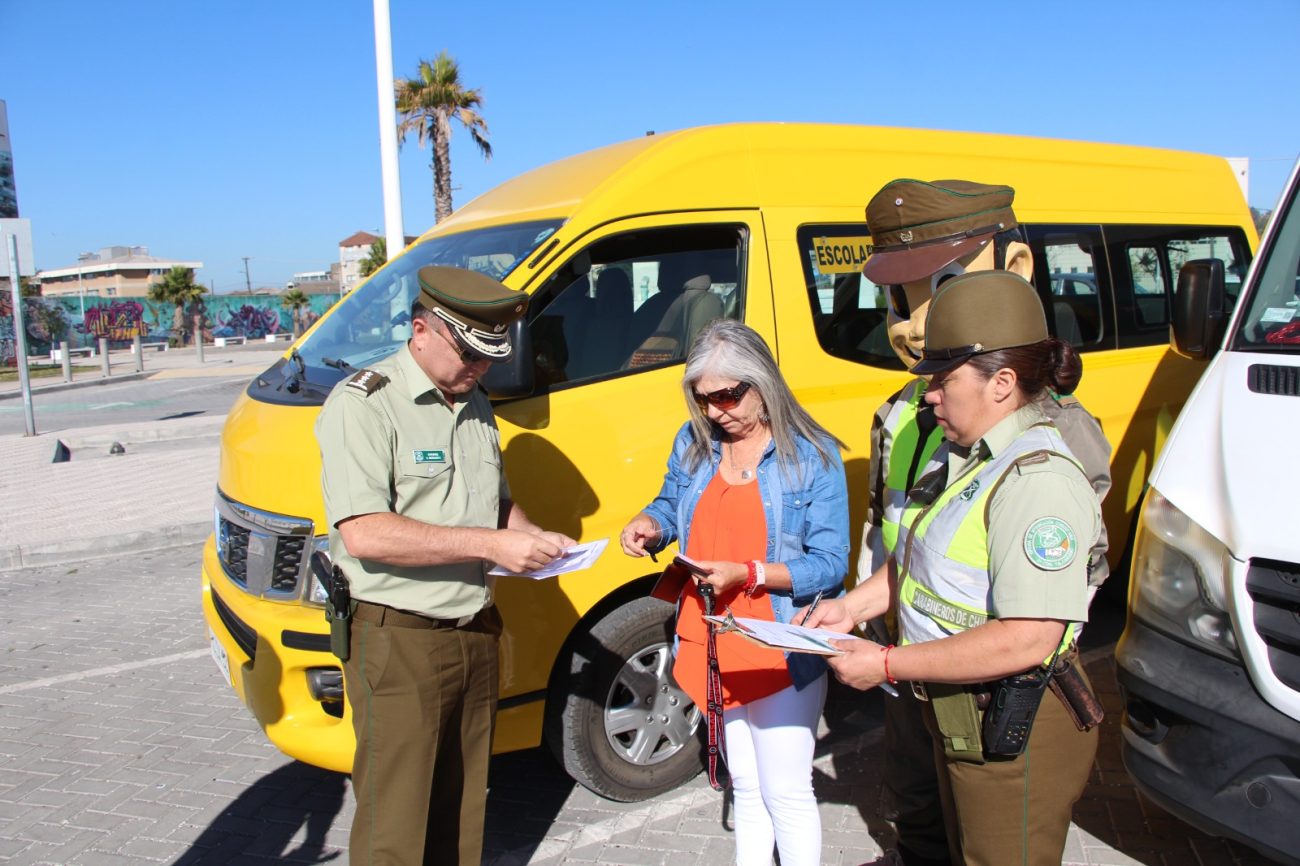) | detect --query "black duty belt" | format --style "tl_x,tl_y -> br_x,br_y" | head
353,600 -> 482,630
